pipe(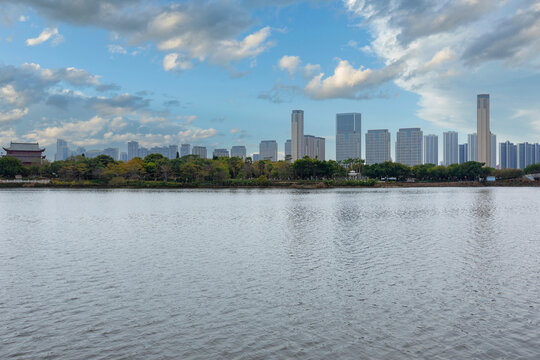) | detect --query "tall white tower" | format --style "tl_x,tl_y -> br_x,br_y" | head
291,110 -> 304,161
477,94 -> 491,166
